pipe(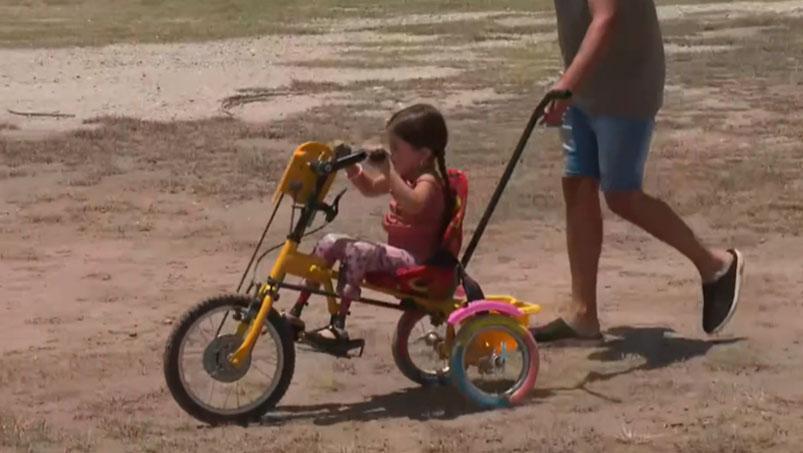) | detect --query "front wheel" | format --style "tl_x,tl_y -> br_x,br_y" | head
449,315 -> 539,409
163,294 -> 295,425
